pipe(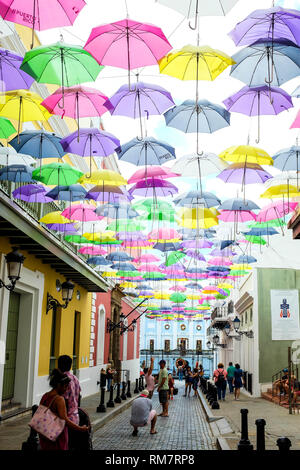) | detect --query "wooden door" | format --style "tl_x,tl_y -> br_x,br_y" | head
2,292 -> 20,401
